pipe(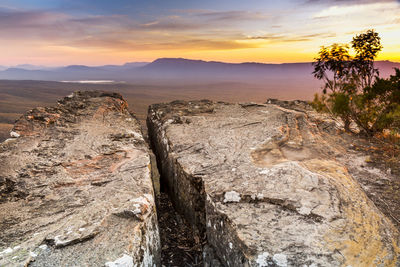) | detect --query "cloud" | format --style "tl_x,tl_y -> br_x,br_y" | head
139,10 -> 268,31
0,7 -> 259,53
69,36 -> 257,51
69,14 -> 131,26
157,39 -> 258,50
313,2 -> 399,18
306,0 -> 396,5
0,2 -> 398,64
173,9 -> 268,21
193,10 -> 268,21
0,8 -> 67,27
139,16 -> 202,31
245,32 -> 337,43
